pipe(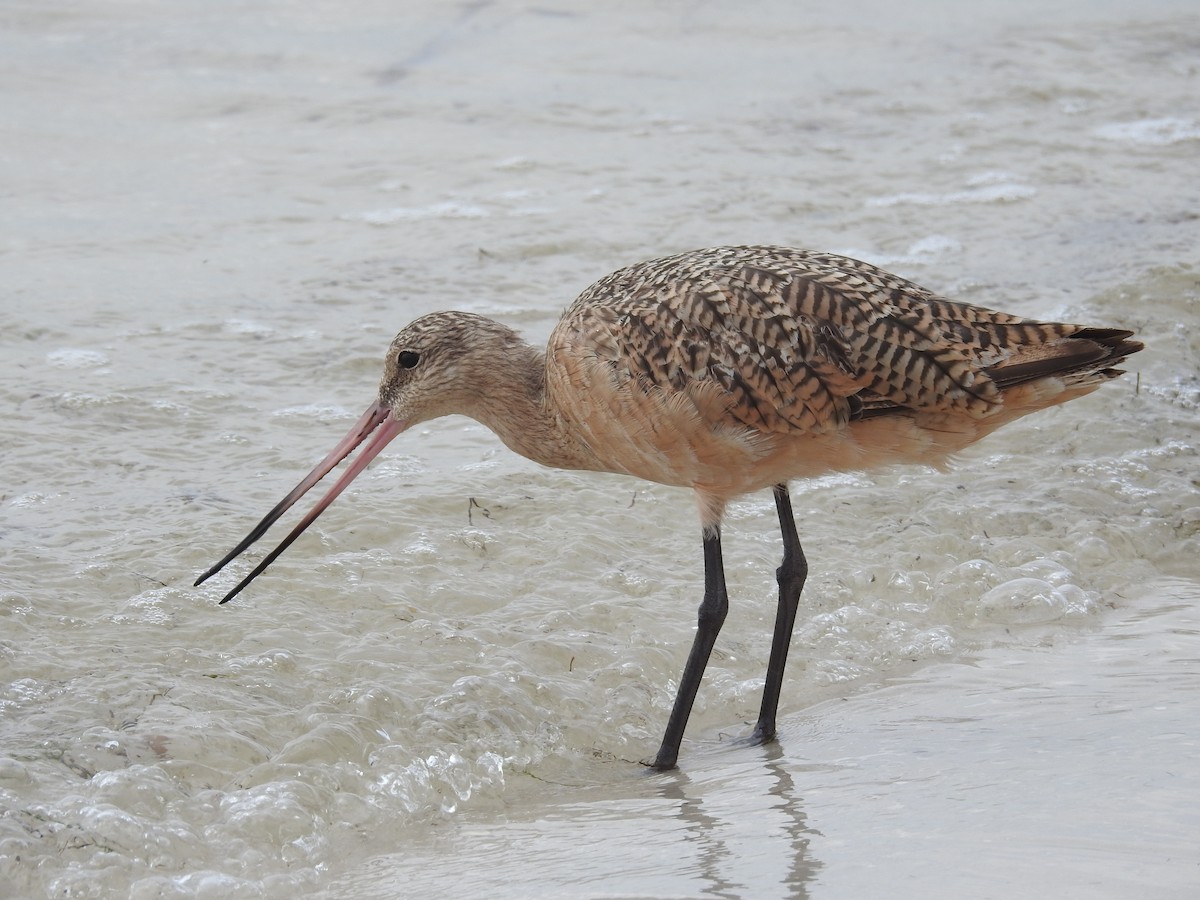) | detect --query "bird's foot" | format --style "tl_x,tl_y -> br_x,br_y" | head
639,750 -> 679,771
743,722 -> 777,747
